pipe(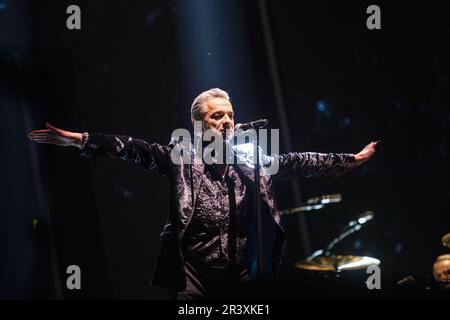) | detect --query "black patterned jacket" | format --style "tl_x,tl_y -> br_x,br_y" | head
81,133 -> 357,290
